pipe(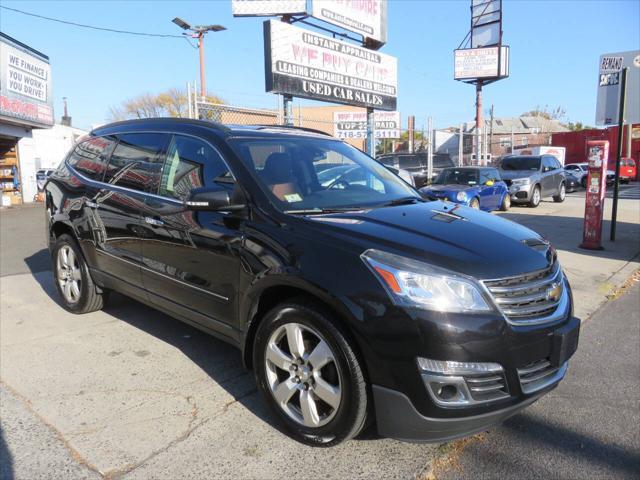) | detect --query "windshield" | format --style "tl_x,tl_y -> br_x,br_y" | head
500,156 -> 541,171
433,168 -> 479,186
228,137 -> 419,212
